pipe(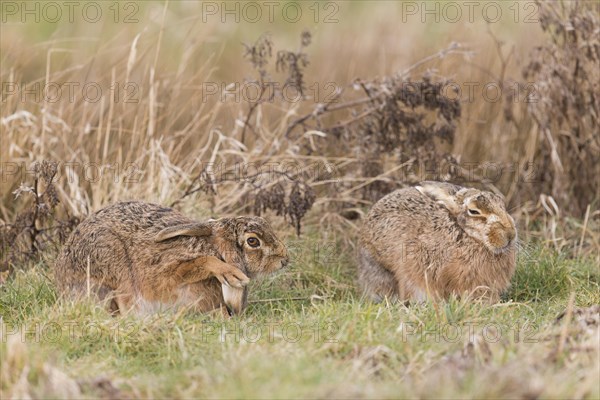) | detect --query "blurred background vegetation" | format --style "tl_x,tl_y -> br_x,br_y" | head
1,1 -> 598,266
1,2 -> 599,398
